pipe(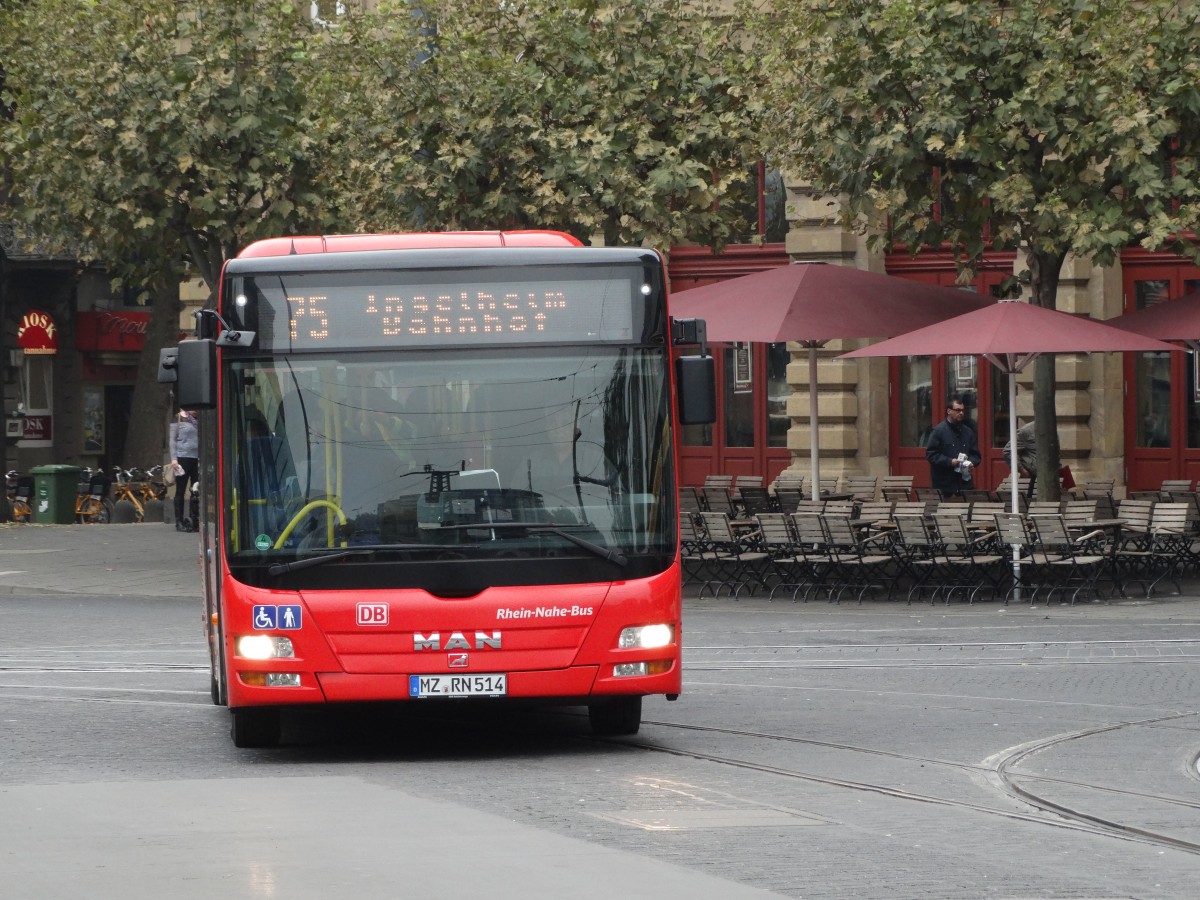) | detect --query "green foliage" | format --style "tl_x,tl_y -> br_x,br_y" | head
757,0 -> 1200,297
313,0 -> 762,250
0,0 -> 332,292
